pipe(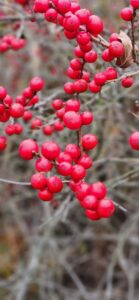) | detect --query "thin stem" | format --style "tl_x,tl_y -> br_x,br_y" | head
91,34 -> 109,48
113,201 -> 127,213
77,127 -> 83,156
131,9 -> 137,62
0,178 -> 31,186
76,59 -> 86,156
0,16 -> 44,23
